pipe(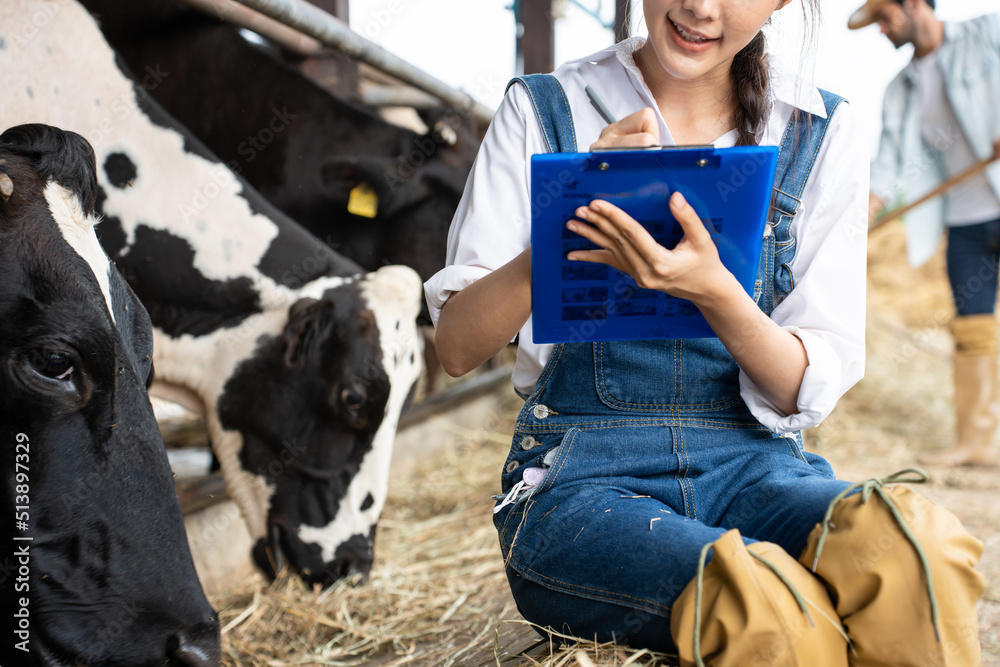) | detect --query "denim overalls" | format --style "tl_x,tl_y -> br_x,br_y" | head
492,75 -> 854,652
